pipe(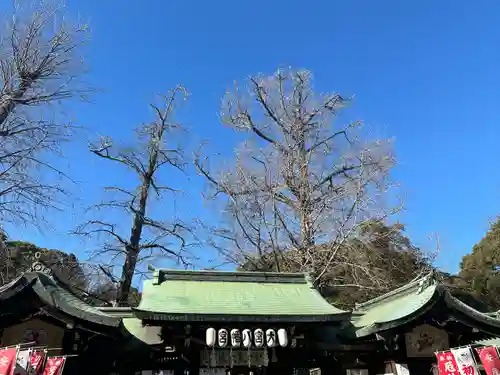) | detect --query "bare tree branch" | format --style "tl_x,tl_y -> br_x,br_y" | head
196,67 -> 402,291
0,0 -> 90,226
75,86 -> 199,305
